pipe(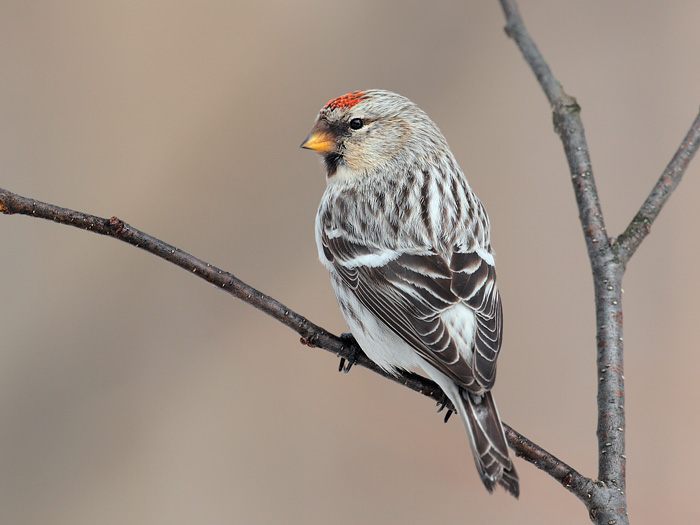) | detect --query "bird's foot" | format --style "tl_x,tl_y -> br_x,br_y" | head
436,395 -> 454,423
338,333 -> 364,374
